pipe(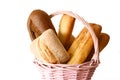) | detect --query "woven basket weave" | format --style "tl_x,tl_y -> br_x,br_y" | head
33,11 -> 100,80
